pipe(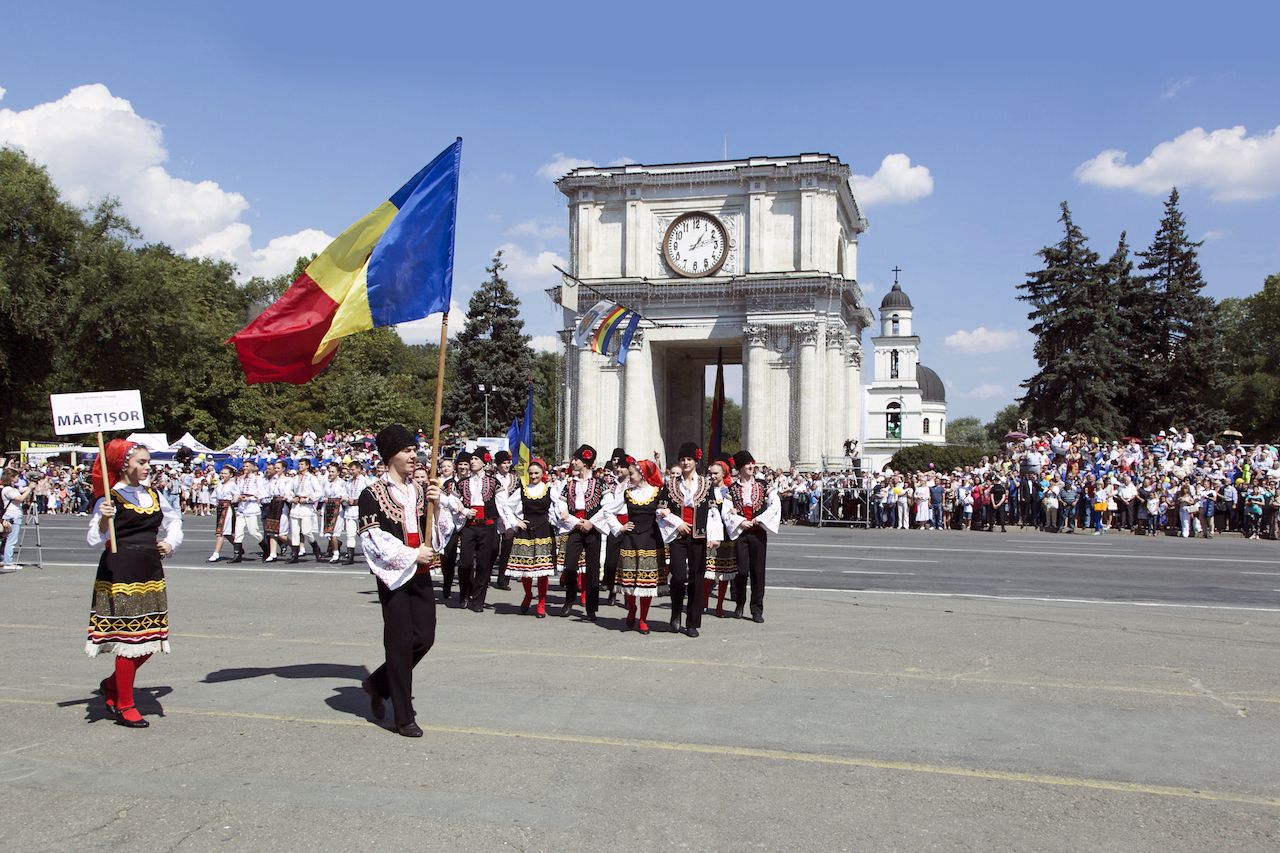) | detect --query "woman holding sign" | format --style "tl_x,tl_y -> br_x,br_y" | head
86,439 -> 183,729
